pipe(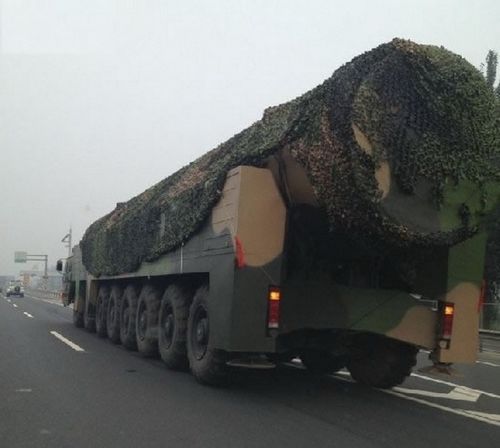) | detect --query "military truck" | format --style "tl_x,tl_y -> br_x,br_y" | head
59,39 -> 499,387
